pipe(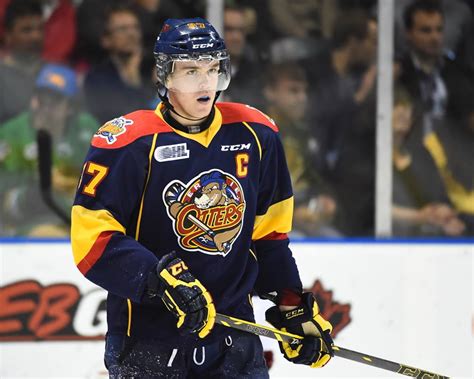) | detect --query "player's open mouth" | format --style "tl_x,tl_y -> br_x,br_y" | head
197,96 -> 211,103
